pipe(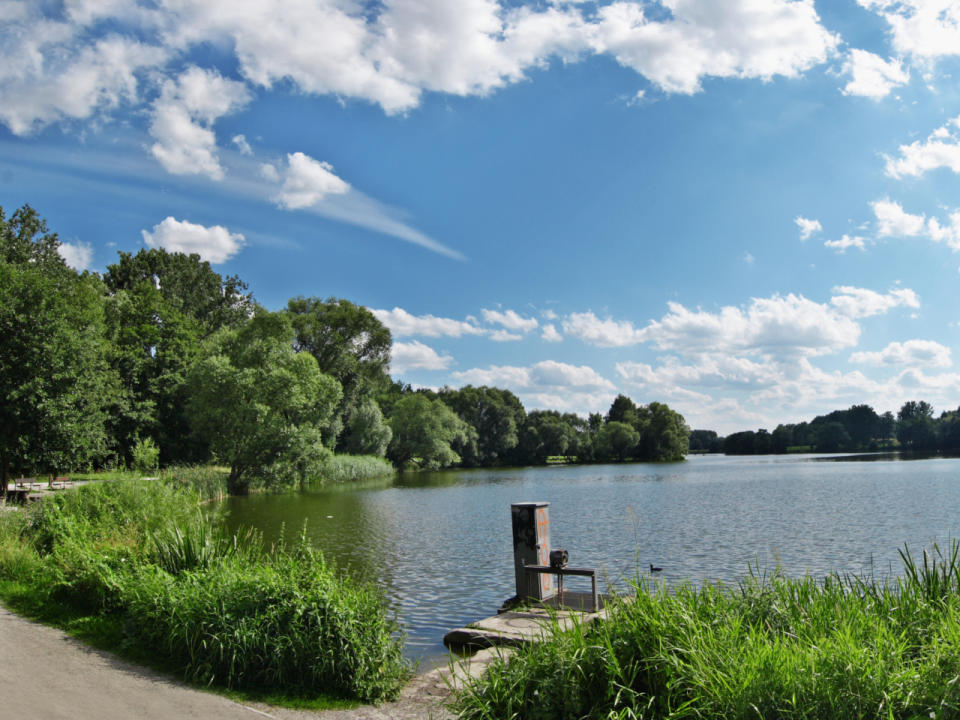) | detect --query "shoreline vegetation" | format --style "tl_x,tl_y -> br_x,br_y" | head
454,543 -> 960,720
0,469 -> 409,706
